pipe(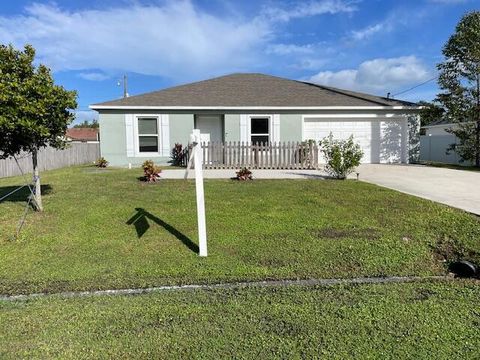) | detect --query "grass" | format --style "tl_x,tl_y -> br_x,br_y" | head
0,165 -> 479,295
0,280 -> 479,359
